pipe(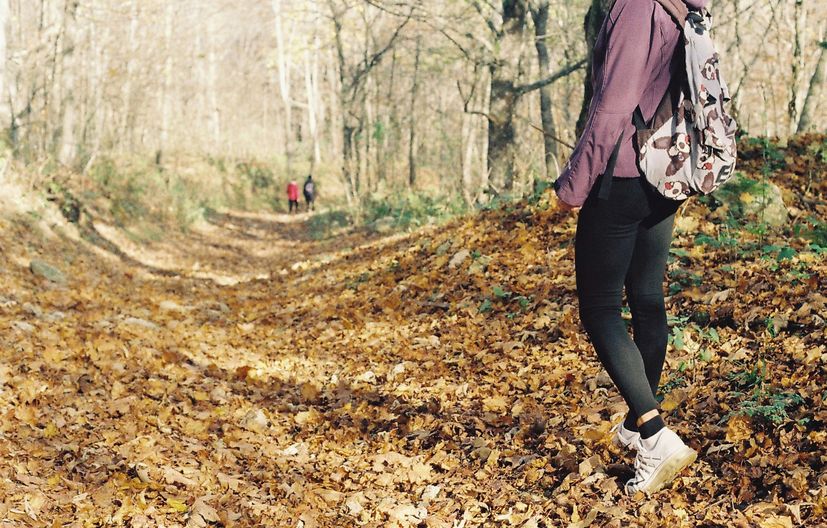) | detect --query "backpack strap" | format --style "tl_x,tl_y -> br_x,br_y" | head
632,1 -> 692,134
653,0 -> 689,27
632,107 -> 647,130
597,131 -> 624,200
597,0 -> 689,201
